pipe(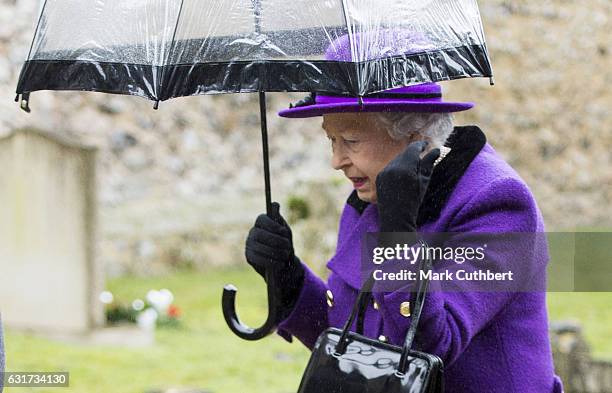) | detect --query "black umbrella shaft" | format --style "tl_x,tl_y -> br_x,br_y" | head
259,92 -> 272,216
220,91 -> 278,342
